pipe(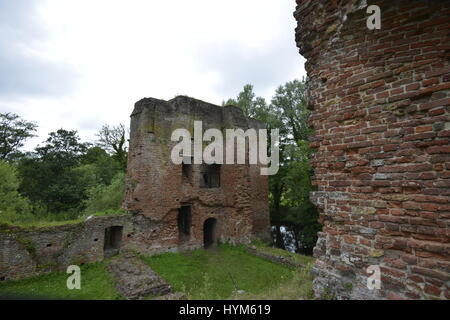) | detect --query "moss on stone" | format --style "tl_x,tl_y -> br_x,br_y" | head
344,282 -> 353,292
369,249 -> 384,258
13,235 -> 37,258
